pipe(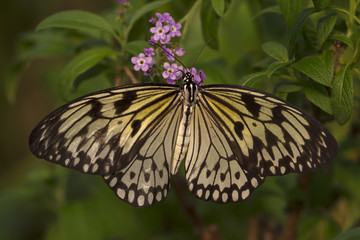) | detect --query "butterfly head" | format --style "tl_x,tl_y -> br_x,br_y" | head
181,68 -> 205,87
183,72 -> 194,84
